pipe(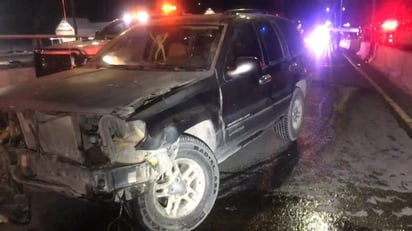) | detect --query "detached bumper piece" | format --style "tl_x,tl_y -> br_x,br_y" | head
7,148 -> 151,198
34,52 -> 72,77
34,49 -> 88,77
